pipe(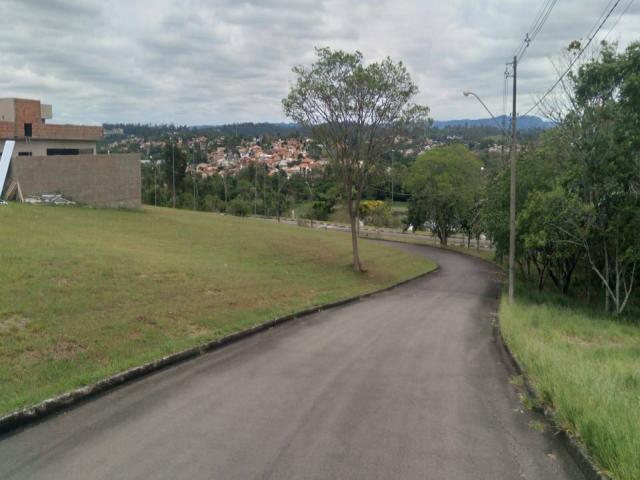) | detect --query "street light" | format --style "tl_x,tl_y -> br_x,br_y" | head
464,90 -> 517,304
463,91 -> 510,136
